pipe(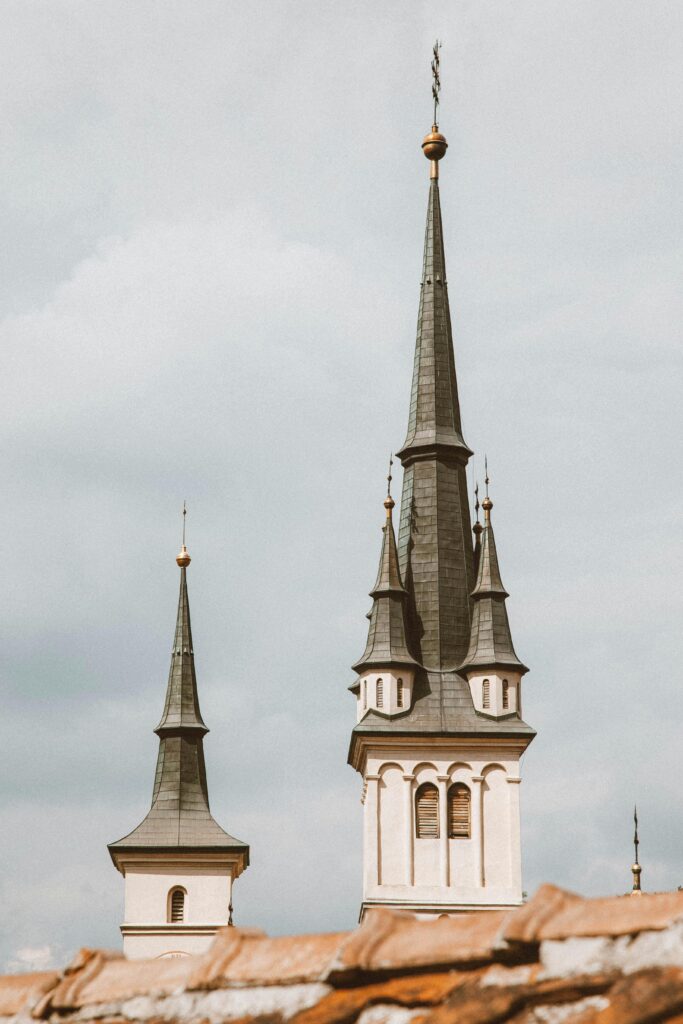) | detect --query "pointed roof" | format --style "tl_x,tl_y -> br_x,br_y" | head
396,169 -> 472,463
459,495 -> 528,676
353,494 -> 419,674
394,126 -> 476,672
109,545 -> 248,863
